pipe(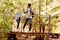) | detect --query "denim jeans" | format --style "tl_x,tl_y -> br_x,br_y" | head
23,18 -> 32,31
16,17 -> 21,29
